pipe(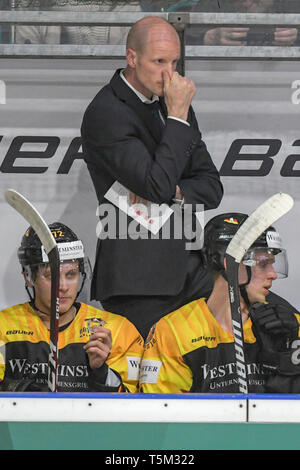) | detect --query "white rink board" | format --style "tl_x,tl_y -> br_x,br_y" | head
2,395 -> 300,423
249,397 -> 300,423
0,394 -> 246,423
